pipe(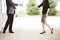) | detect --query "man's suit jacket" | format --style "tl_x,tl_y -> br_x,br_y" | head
6,0 -> 18,14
